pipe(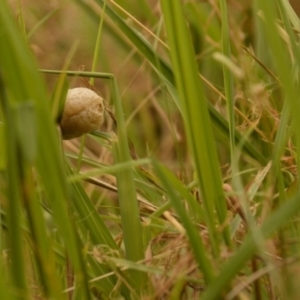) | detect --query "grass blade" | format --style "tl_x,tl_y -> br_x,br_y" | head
110,78 -> 145,289
219,0 -> 235,162
160,0 -> 230,253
